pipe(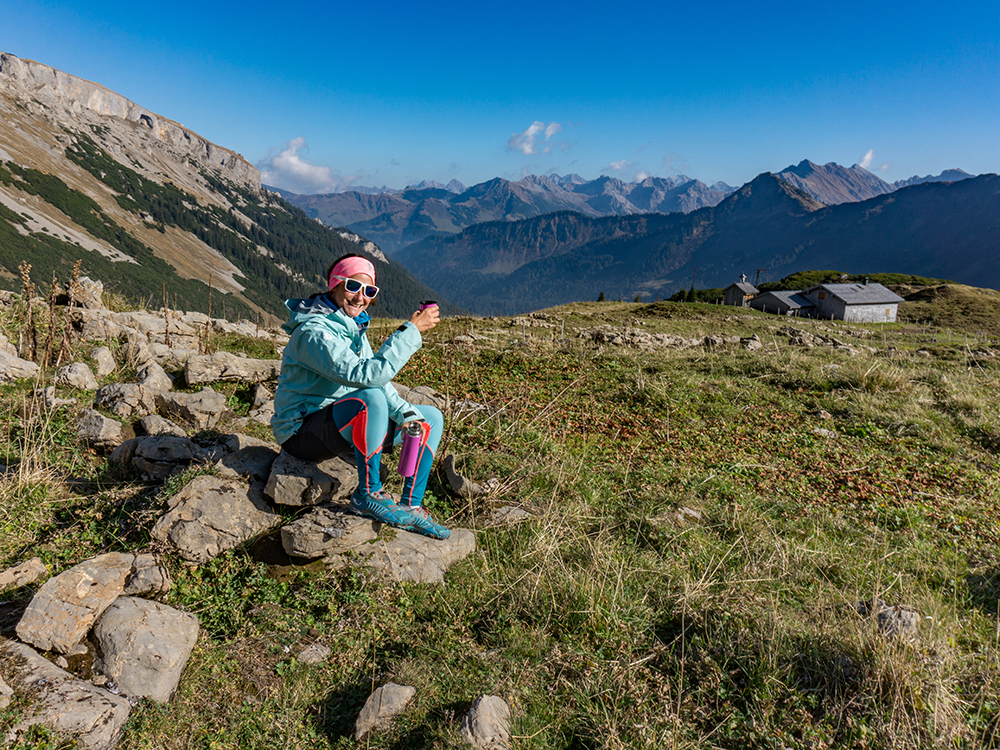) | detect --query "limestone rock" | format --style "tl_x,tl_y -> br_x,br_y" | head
91,346 -> 116,377
137,361 -> 173,394
131,435 -> 199,481
155,387 -> 228,430
55,362 -> 99,391
75,276 -> 105,309
855,598 -> 919,641
298,643 -> 331,666
395,383 -> 449,410
76,409 -> 123,452
92,597 -> 199,703
0,674 -> 11,709
1,638 -> 131,750
251,382 -> 272,408
0,331 -> 16,356
135,413 -> 187,437
264,450 -> 356,507
150,475 -> 279,564
94,383 -> 156,419
461,695 -> 513,750
489,506 -> 533,525
122,554 -> 171,597
184,351 -> 281,385
444,453 -> 484,498
0,557 -> 47,592
15,553 -> 154,654
215,444 -> 279,482
41,385 -> 77,408
281,506 -> 476,583
354,682 -> 416,740
0,349 -> 40,383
